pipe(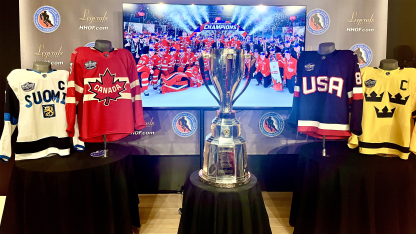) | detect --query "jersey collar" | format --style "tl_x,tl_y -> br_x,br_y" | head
317,50 -> 338,60
375,67 -> 402,77
28,69 -> 55,74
